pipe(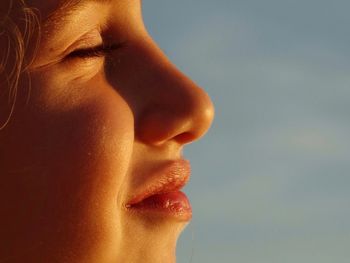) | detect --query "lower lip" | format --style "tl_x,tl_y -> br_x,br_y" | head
128,191 -> 192,221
